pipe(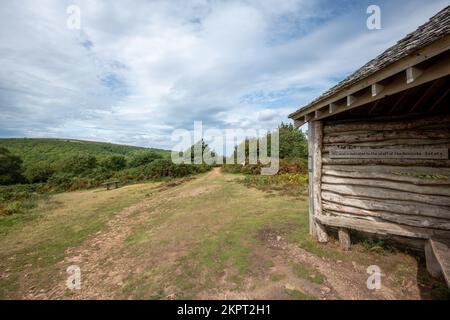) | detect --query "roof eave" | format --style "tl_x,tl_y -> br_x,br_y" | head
289,34 -> 450,127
